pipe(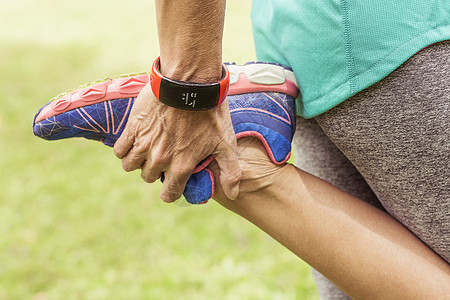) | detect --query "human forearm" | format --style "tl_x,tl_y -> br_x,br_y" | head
213,139 -> 450,299
155,0 -> 225,82
115,0 -> 240,202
